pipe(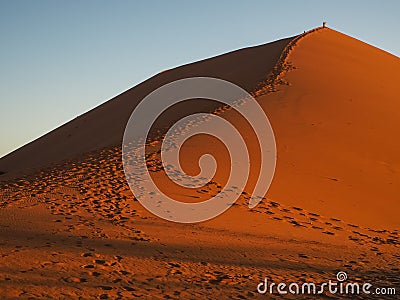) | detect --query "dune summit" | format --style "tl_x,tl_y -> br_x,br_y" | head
0,27 -> 399,299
